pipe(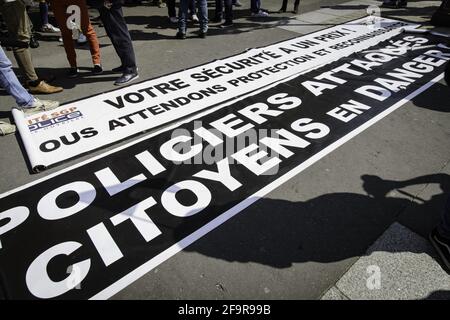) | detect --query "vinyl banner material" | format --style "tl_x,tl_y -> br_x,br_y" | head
13,17 -> 415,171
1,31 -> 449,300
